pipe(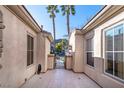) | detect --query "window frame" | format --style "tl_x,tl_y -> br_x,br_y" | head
27,34 -> 34,67
103,20 -> 124,82
0,10 -> 5,58
86,37 -> 94,67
